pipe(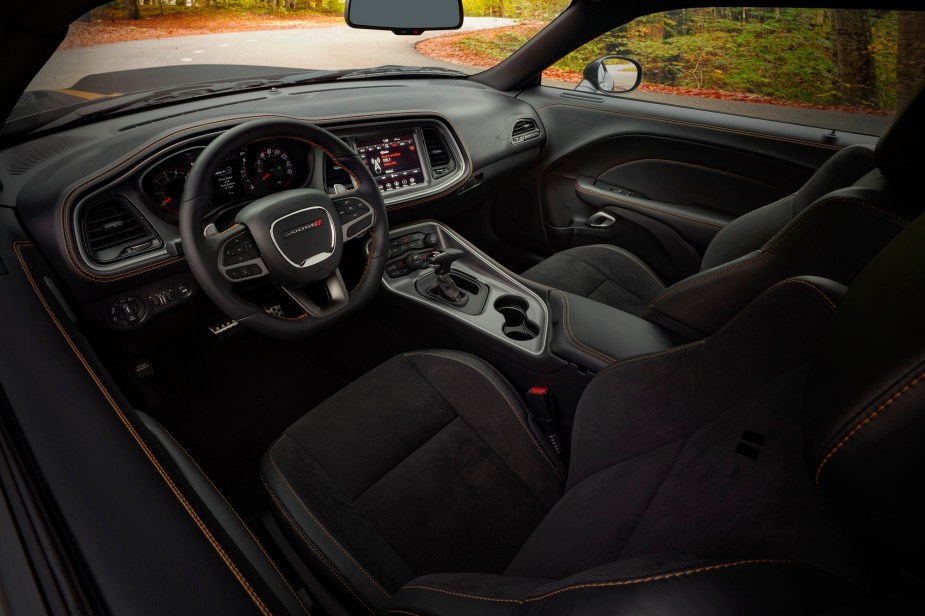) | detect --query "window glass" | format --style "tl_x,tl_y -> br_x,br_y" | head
524,8 -> 923,135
